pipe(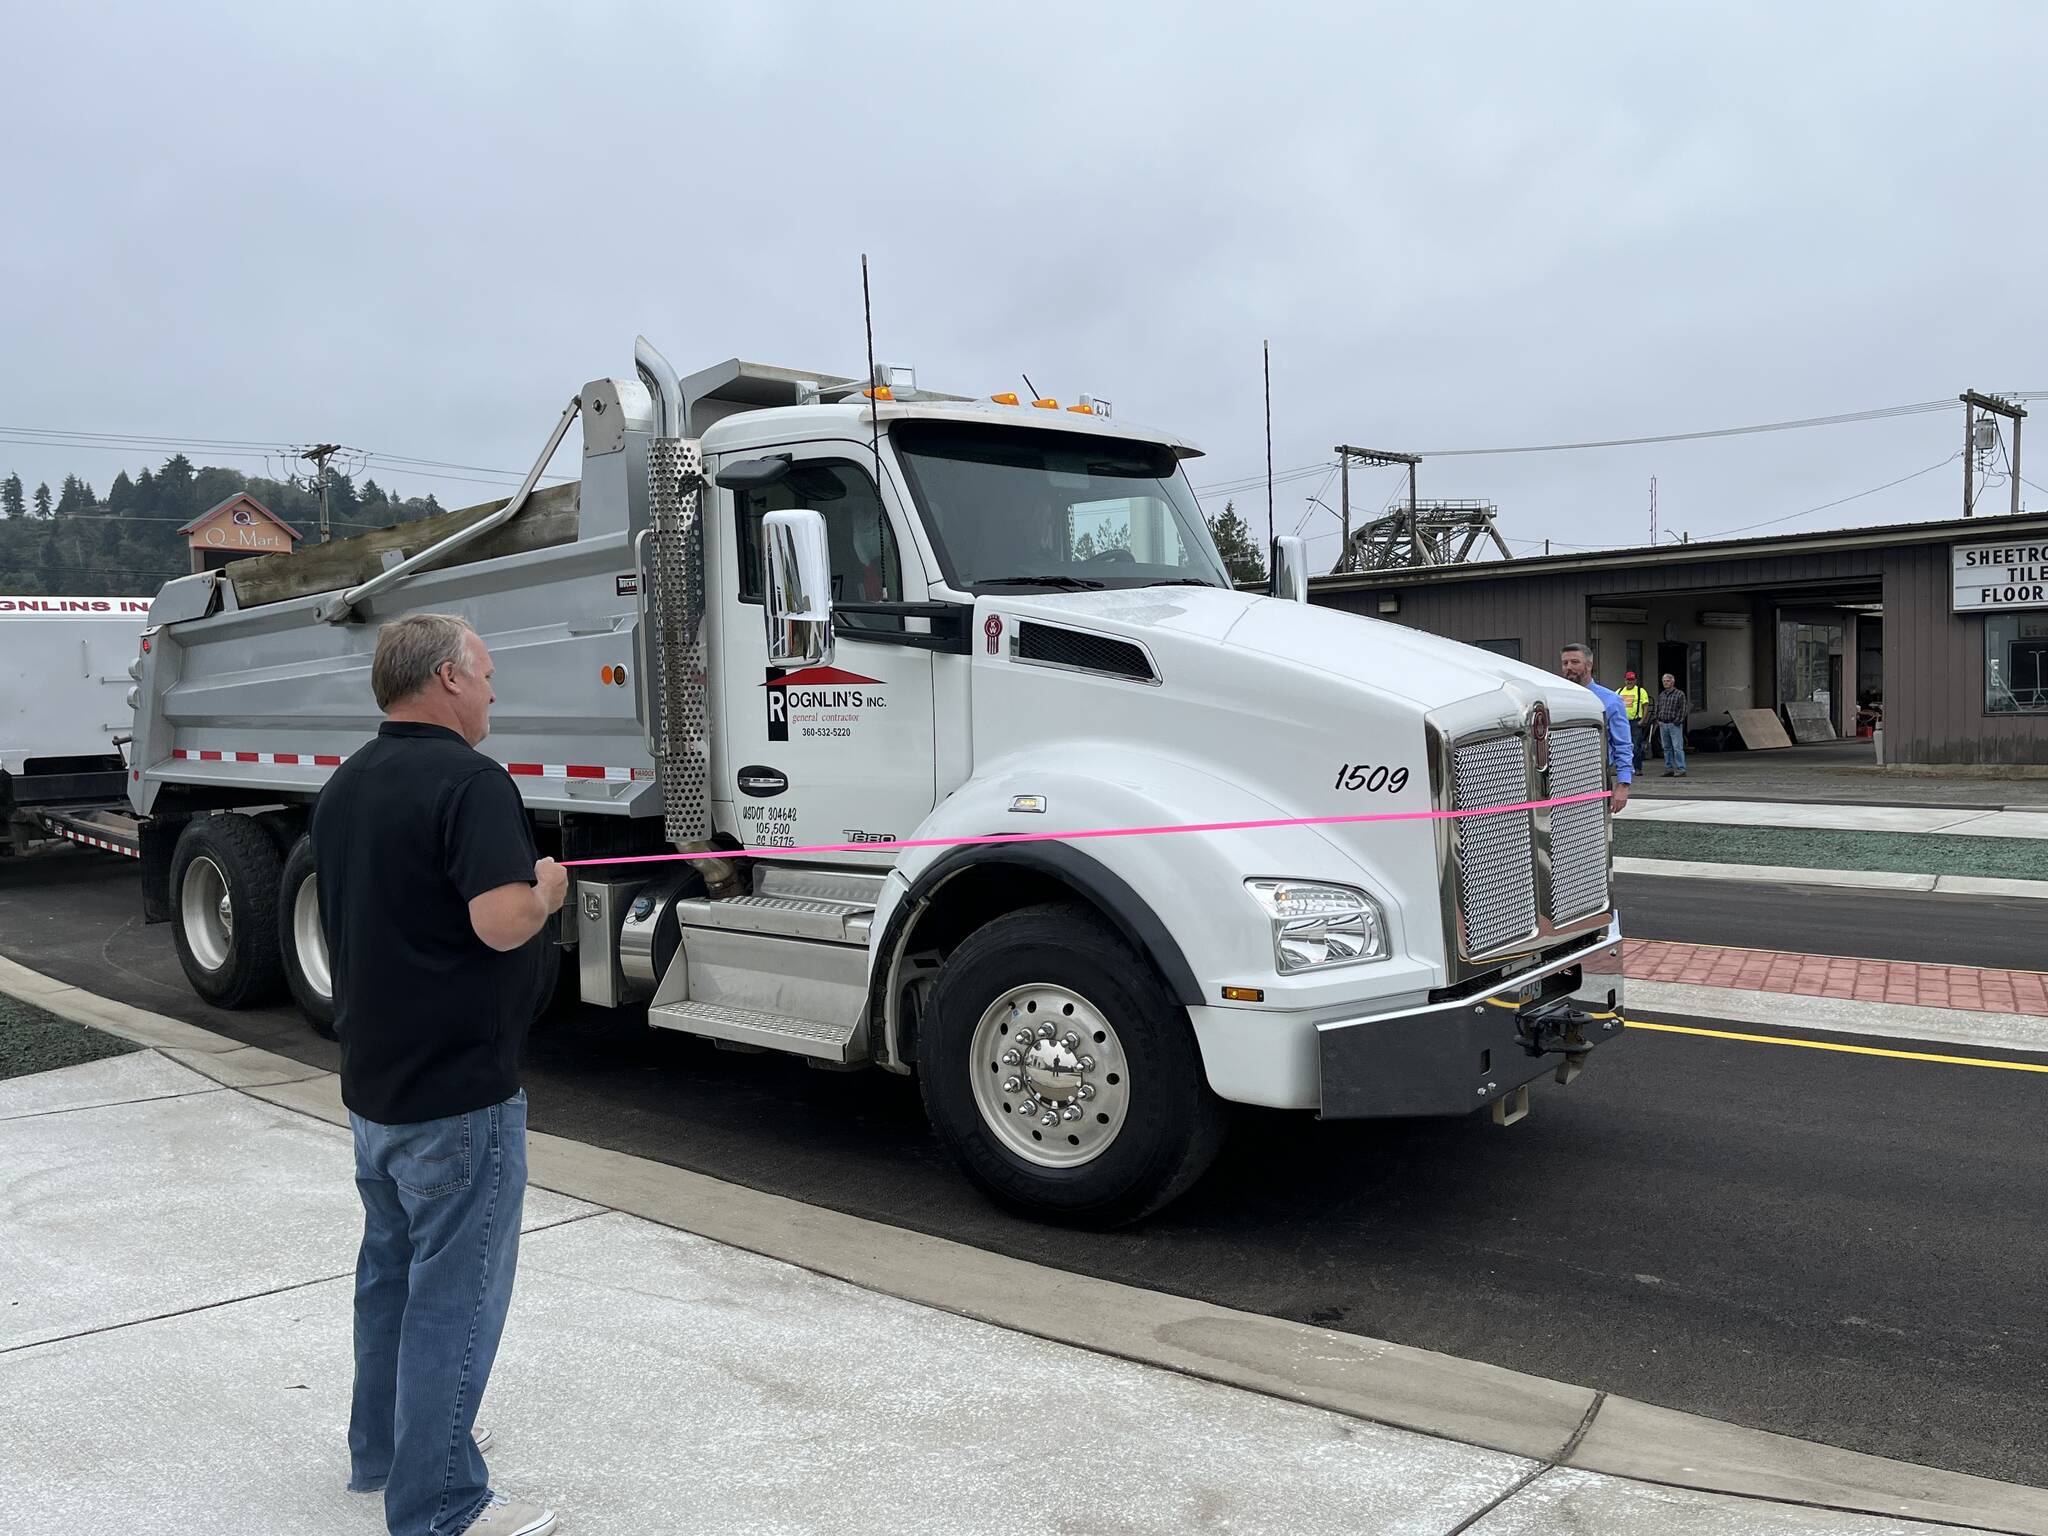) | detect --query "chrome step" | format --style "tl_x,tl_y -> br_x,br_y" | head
675,892 -> 871,942
754,865 -> 887,906
646,998 -> 861,1062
